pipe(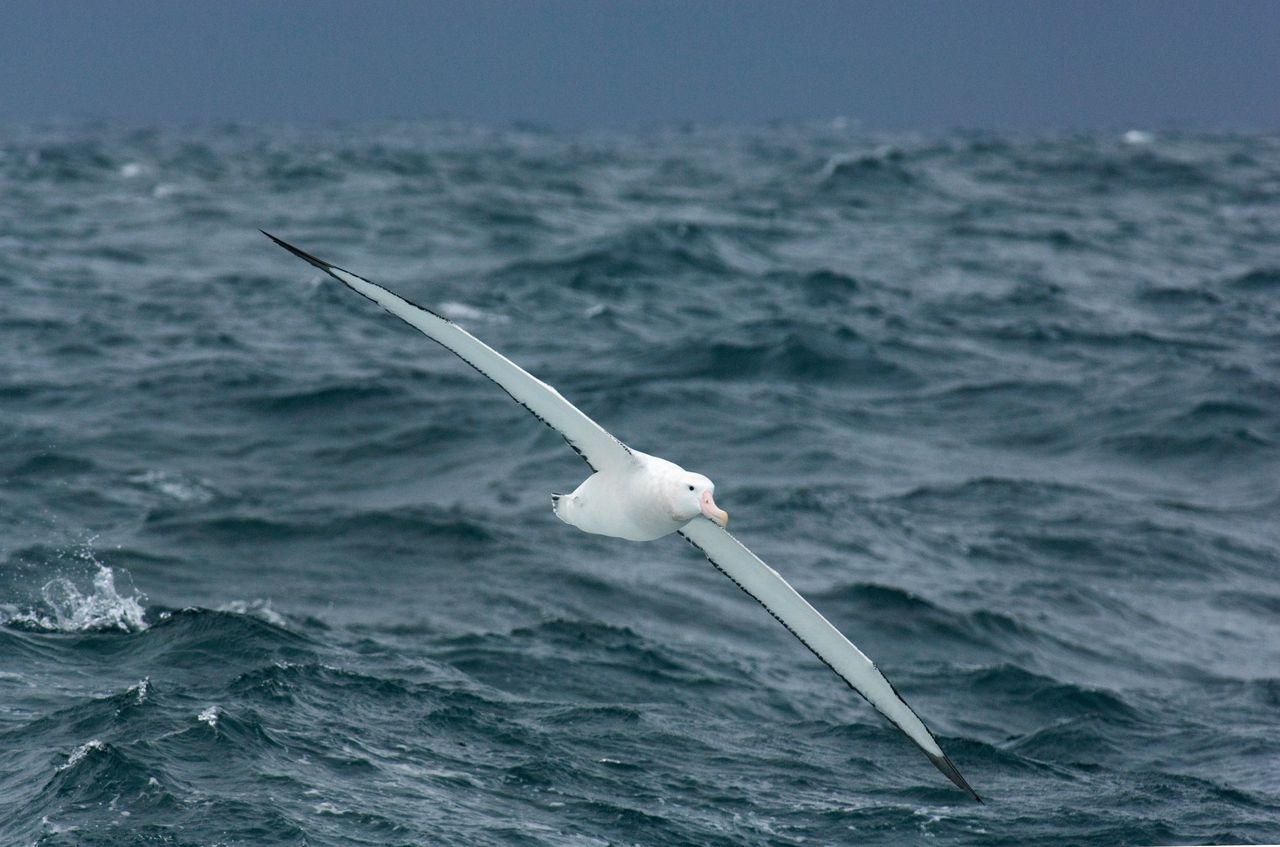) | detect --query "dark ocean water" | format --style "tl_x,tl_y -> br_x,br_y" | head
1,121 -> 1278,846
